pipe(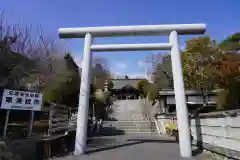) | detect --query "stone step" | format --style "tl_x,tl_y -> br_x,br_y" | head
102,121 -> 155,125
102,124 -> 156,128
100,127 -> 157,131
102,126 -> 157,130
101,127 -> 157,131
100,131 -> 158,134
99,127 -> 157,135
98,131 -> 158,135
100,125 -> 156,128
103,120 -> 155,123
102,123 -> 156,126
99,120 -> 157,135
102,125 -> 156,129
98,130 -> 158,134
